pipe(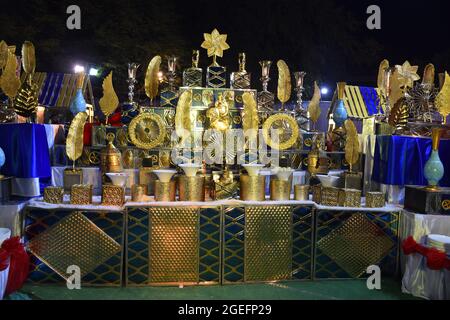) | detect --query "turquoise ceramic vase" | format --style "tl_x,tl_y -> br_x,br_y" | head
333,82 -> 348,128
69,88 -> 87,115
424,128 -> 444,188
